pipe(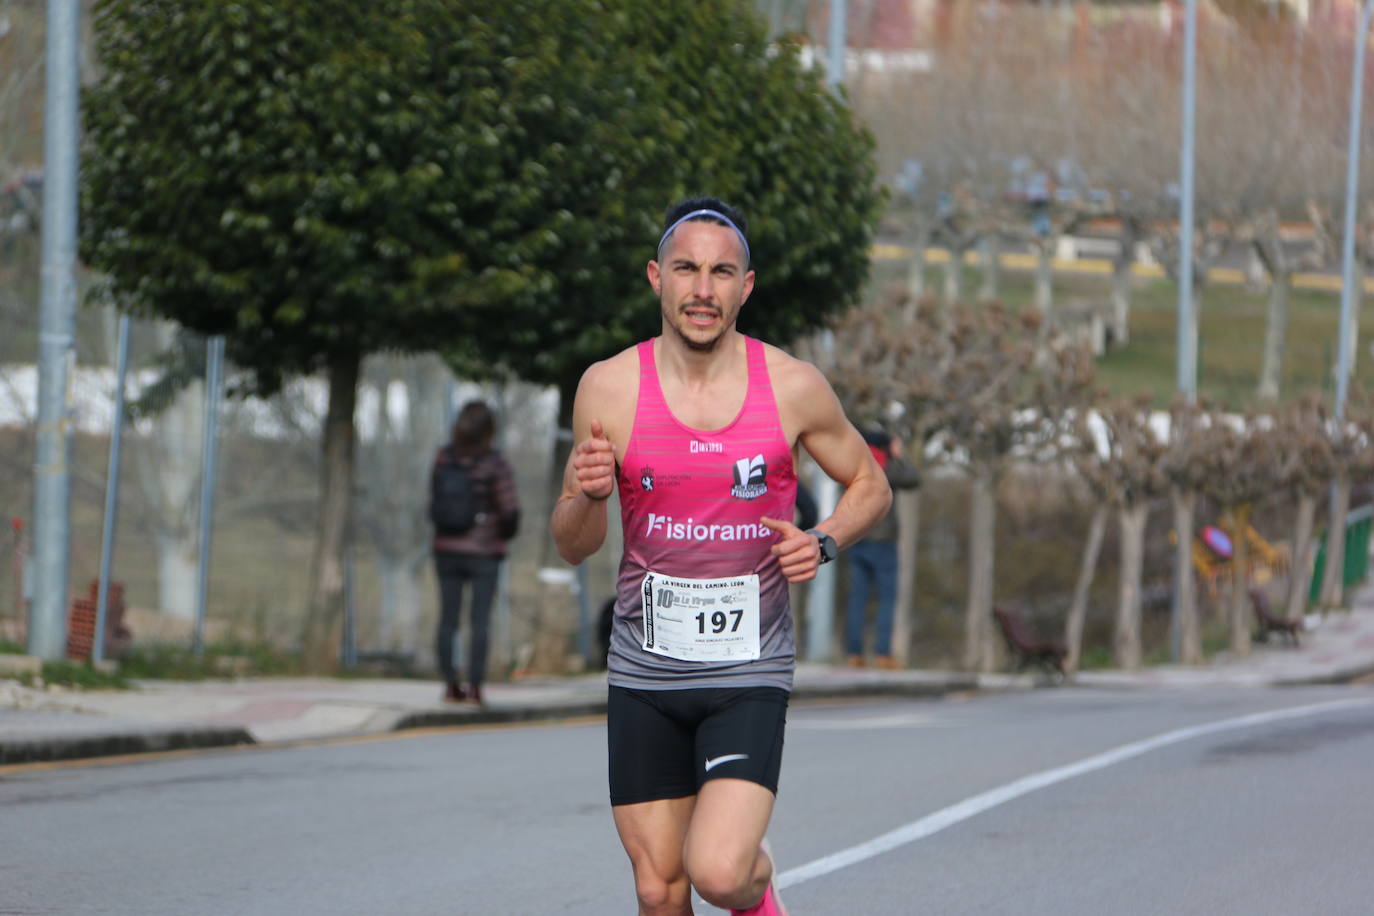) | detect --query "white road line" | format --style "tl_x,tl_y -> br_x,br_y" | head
791,713 -> 952,730
777,696 -> 1374,890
